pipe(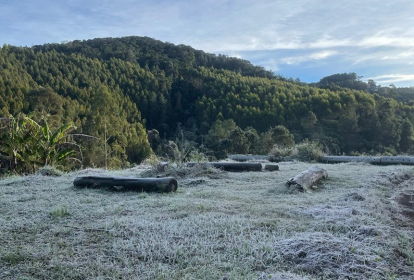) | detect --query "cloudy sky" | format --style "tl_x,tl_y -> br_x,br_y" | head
1,0 -> 414,86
